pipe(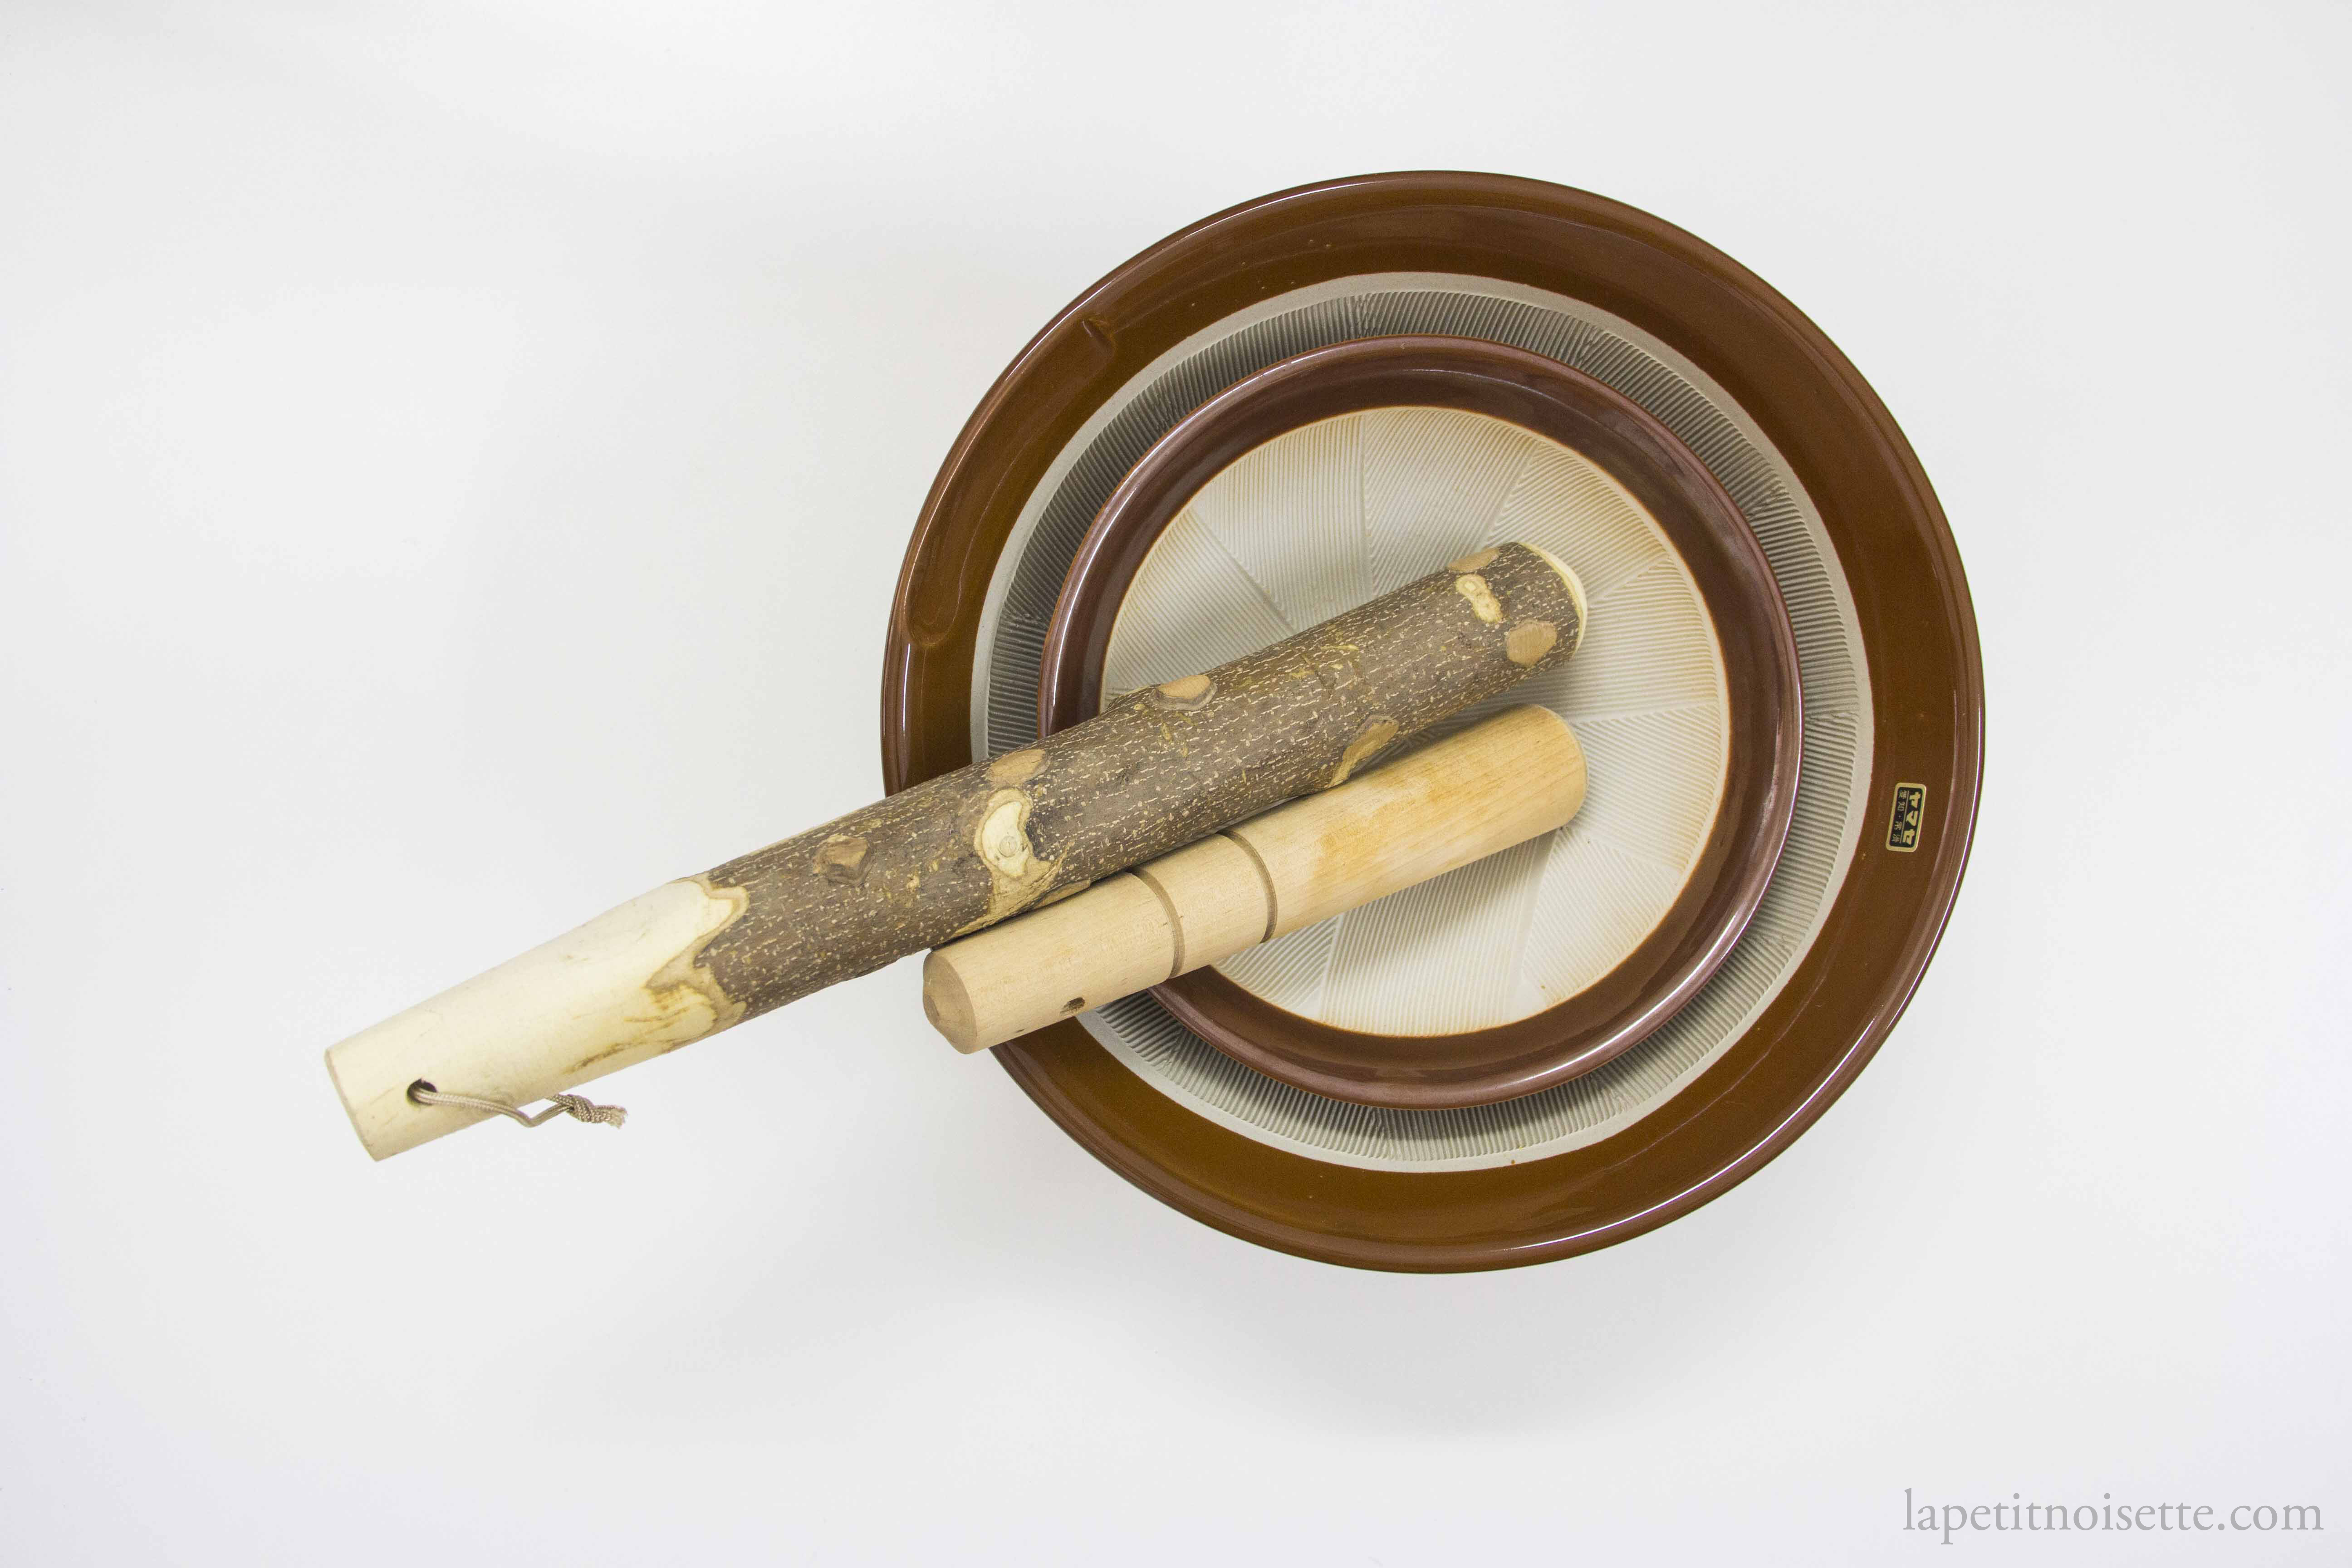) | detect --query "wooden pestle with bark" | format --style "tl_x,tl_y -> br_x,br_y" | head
323,543 -> 1586,1159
